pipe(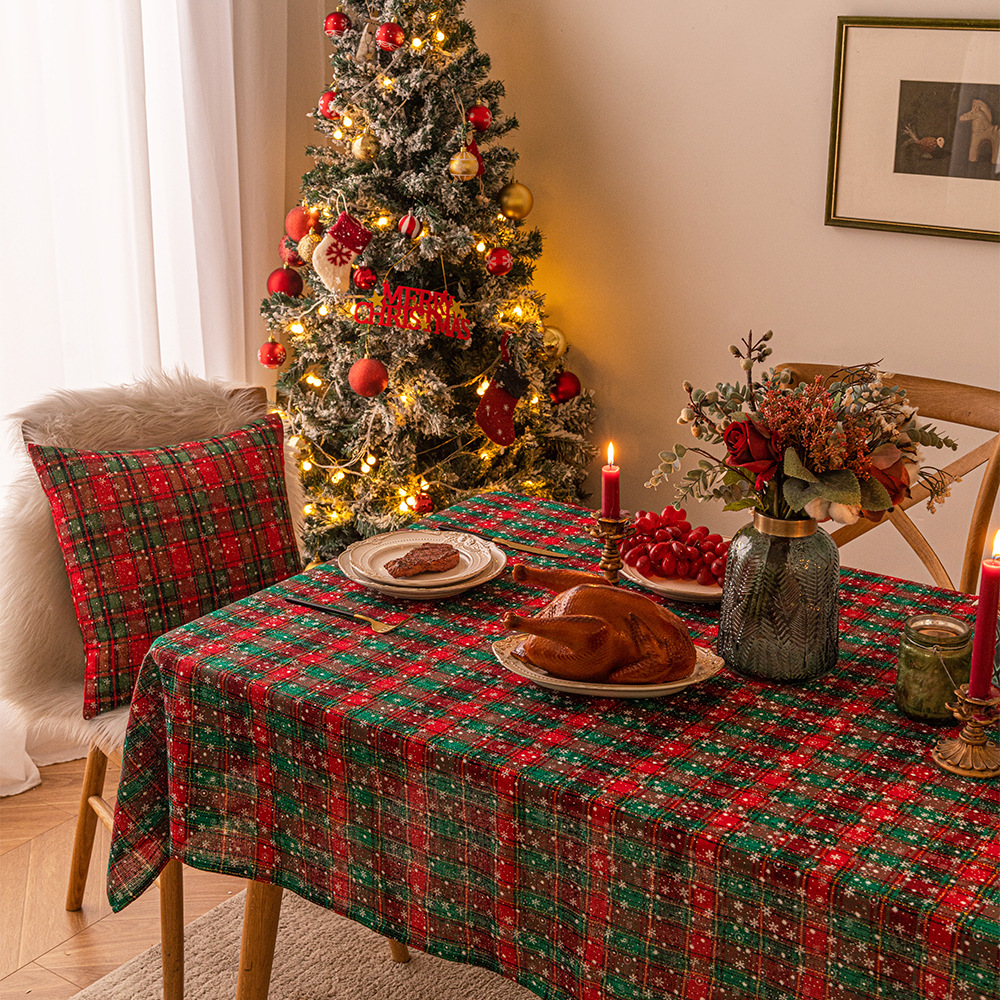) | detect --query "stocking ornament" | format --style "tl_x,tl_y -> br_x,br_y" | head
476,333 -> 527,446
314,212 -> 374,292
